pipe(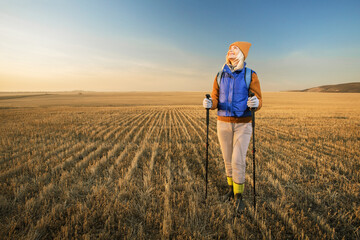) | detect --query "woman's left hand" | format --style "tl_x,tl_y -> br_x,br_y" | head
247,95 -> 259,108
